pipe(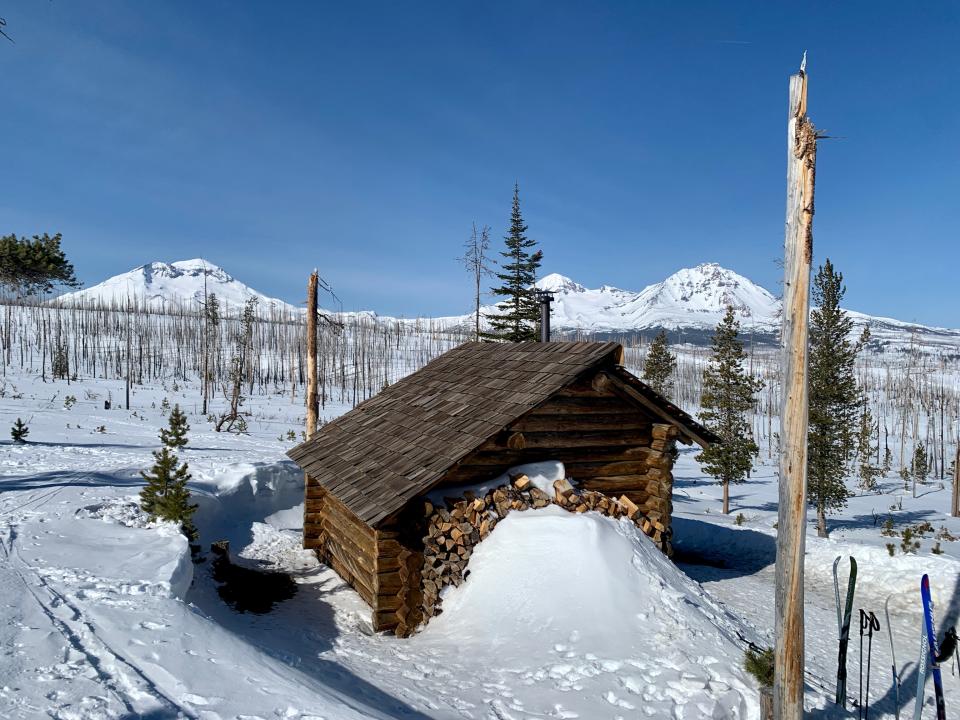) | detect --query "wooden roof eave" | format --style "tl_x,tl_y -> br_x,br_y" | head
599,369 -> 716,448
